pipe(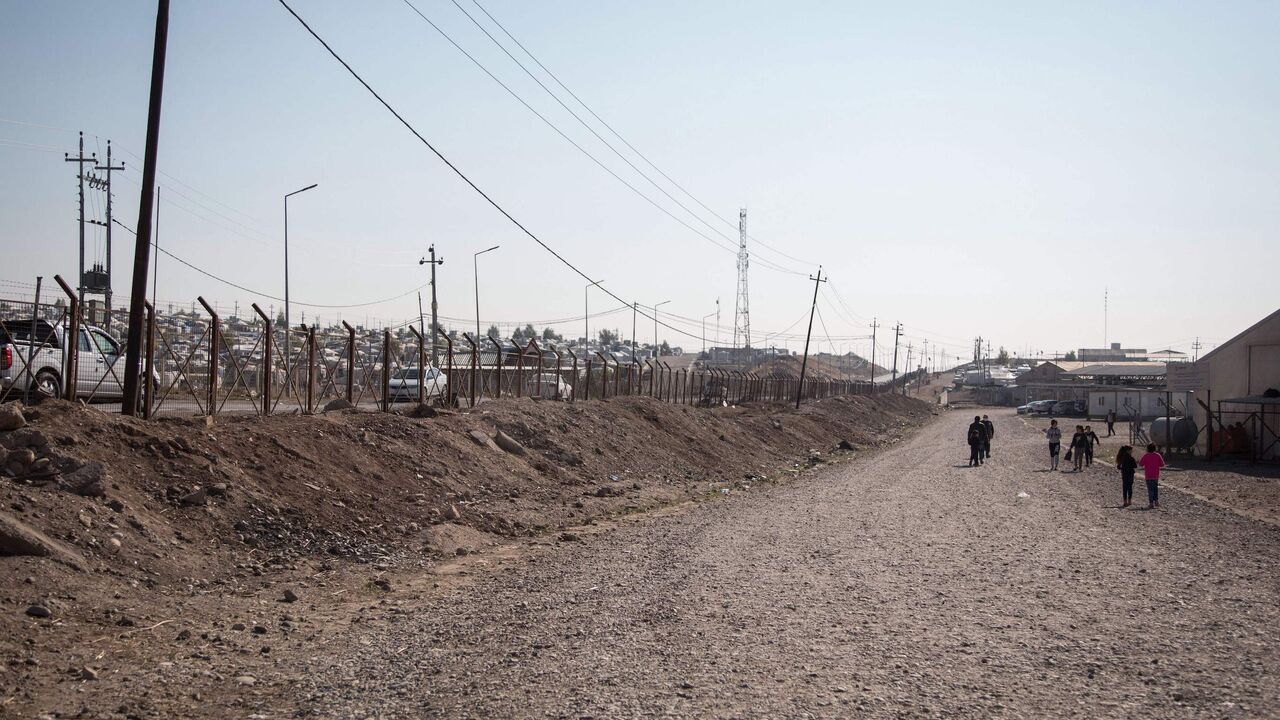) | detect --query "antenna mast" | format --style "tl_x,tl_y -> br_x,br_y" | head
732,208 -> 751,355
